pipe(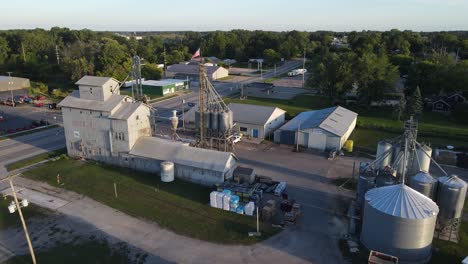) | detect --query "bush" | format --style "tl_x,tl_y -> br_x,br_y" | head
453,103 -> 468,125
